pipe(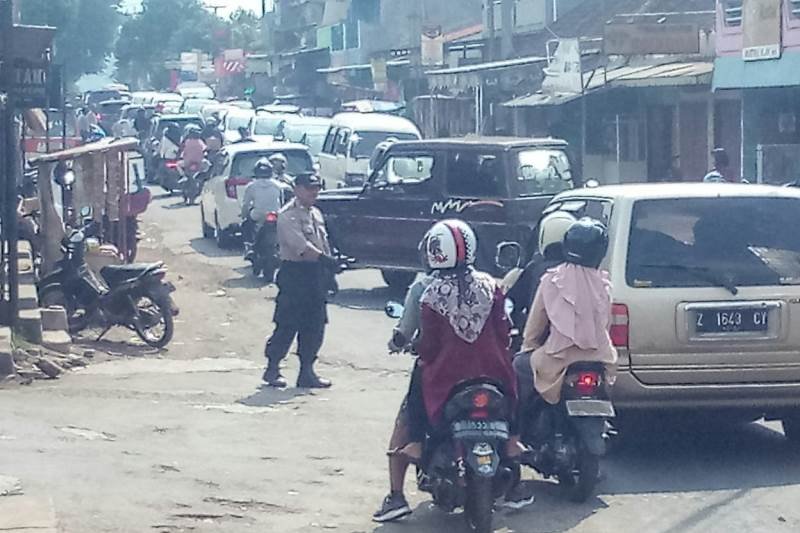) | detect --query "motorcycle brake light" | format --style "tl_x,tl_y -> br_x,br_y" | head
472,391 -> 490,409
165,160 -> 179,169
470,409 -> 489,420
574,371 -> 600,396
265,211 -> 278,223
